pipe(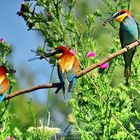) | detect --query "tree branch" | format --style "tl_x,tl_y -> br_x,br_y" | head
5,83 -> 61,100
5,40 -> 140,100
77,41 -> 140,78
